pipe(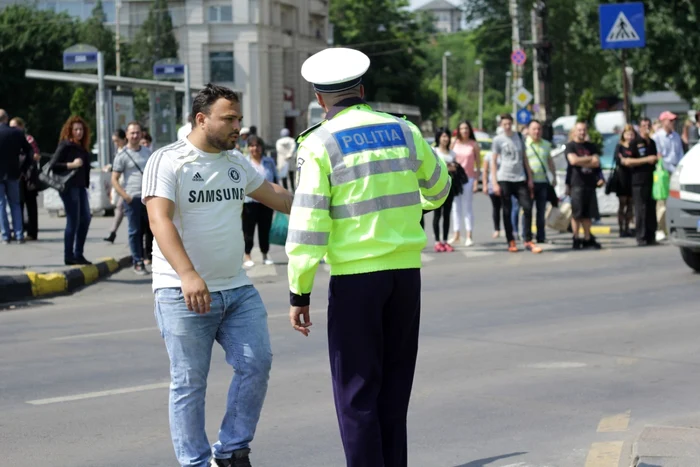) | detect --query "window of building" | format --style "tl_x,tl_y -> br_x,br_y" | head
210,51 -> 234,83
249,0 -> 258,24
208,5 -> 233,23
